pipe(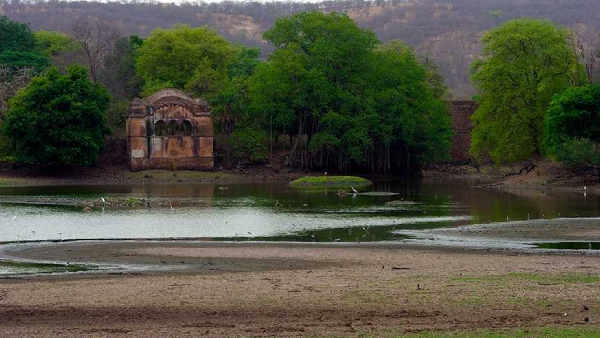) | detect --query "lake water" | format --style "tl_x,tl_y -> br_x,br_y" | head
0,179 -> 597,243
